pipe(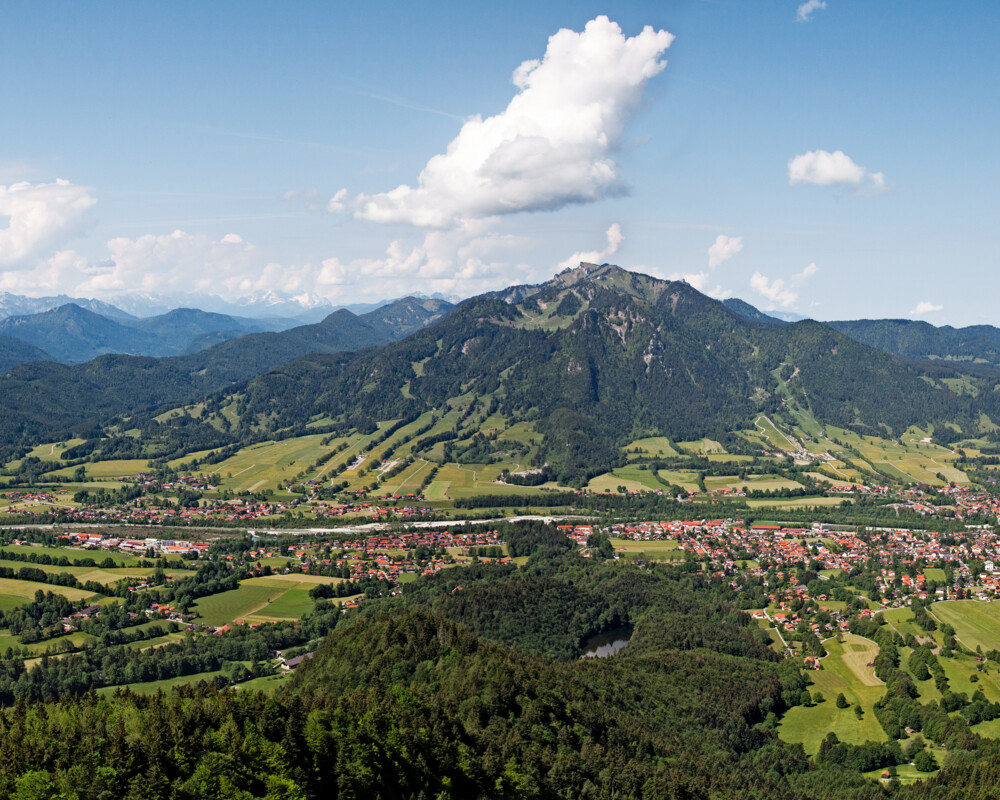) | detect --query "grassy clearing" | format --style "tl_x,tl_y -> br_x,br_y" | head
611,538 -> 683,561
237,672 -> 294,694
753,416 -> 797,451
704,474 -> 804,492
1,545 -> 145,566
881,607 -> 937,645
208,434 -> 345,493
744,496 -> 847,509
96,669 -> 230,696
45,459 -> 151,479
426,463 -> 542,500
778,634 -> 885,754
931,601 -> 1000,653
587,466 -> 666,494
244,588 -> 315,622
192,584 -> 280,627
0,560 -> 153,587
624,437 -> 679,457
676,438 -> 725,455
0,577 -> 95,602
